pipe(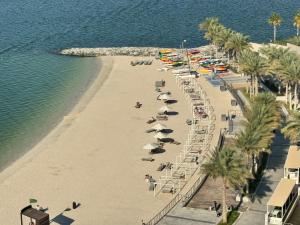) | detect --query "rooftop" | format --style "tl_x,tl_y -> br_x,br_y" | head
284,145 -> 300,169
267,178 -> 296,207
